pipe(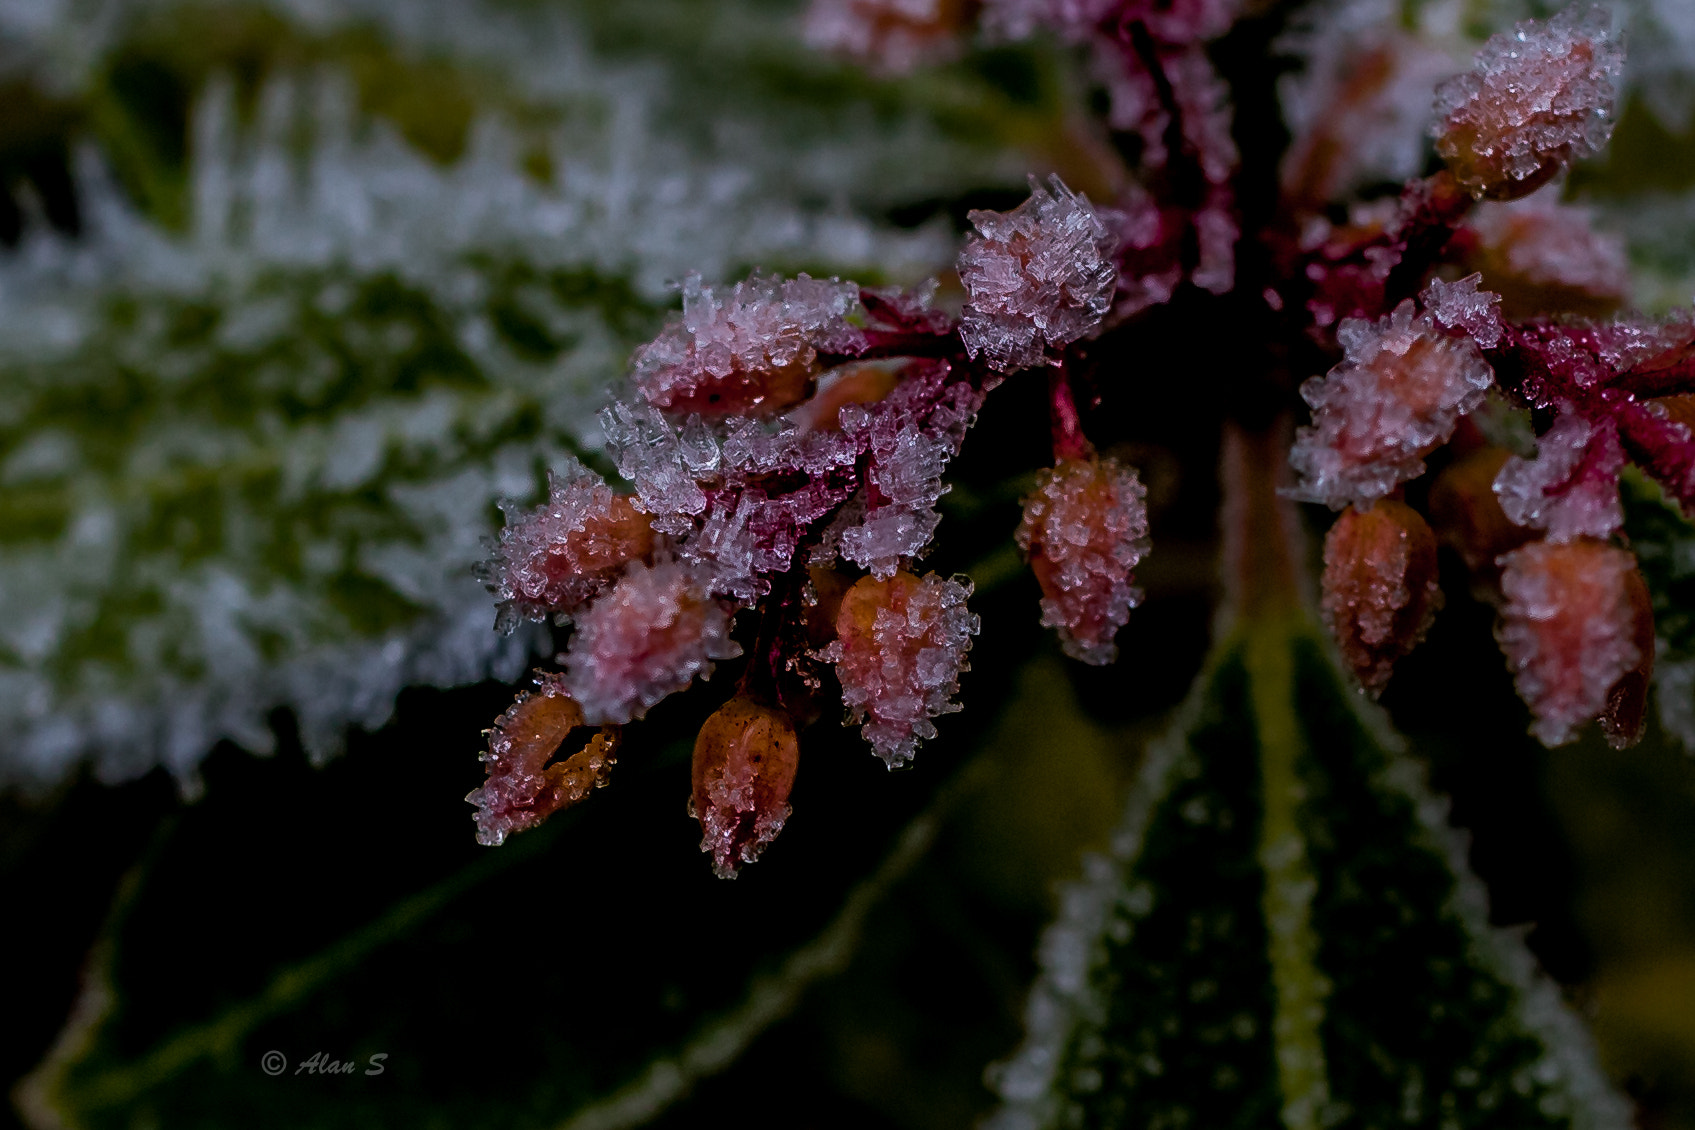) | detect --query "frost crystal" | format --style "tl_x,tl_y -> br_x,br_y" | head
691,697 -> 800,878
466,675 -> 617,847
823,570 -> 979,766
1016,456 -> 1151,665
1289,301 -> 1496,508
1493,412 -> 1625,542
632,272 -> 865,418
958,176 -> 1120,374
482,461 -> 656,630
802,0 -> 967,74
1498,540 -> 1646,746
561,559 -> 741,725
1433,4 -> 1624,200
1421,273 -> 1504,349
599,400 -> 715,532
